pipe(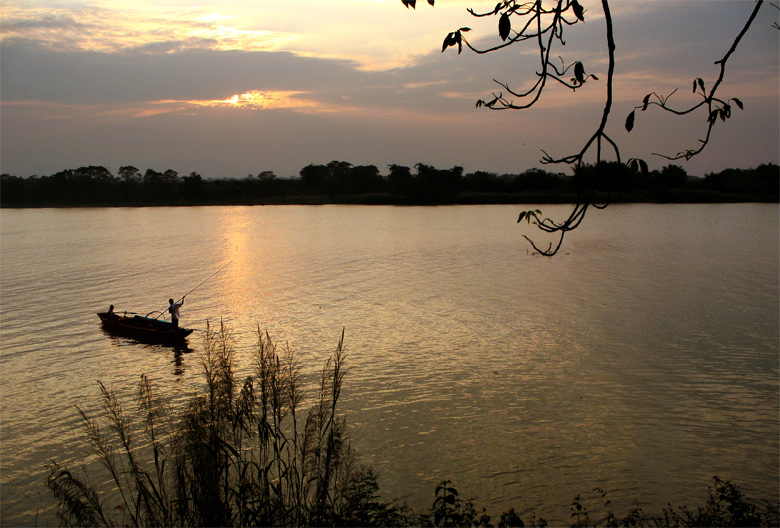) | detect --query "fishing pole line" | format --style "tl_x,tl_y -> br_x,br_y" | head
178,259 -> 234,302
154,260 -> 234,320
